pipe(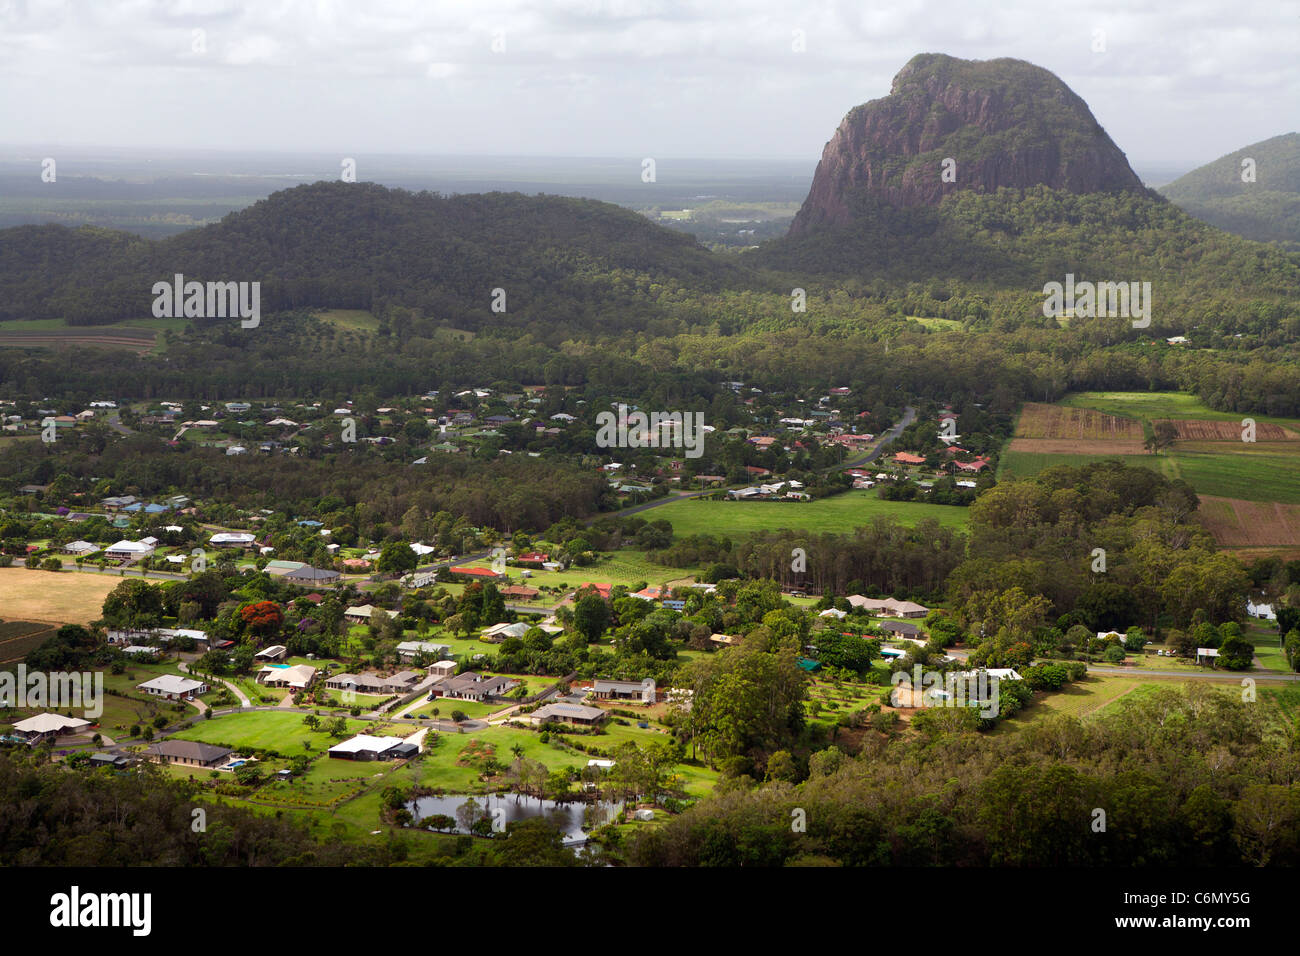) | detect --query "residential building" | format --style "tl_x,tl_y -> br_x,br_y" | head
144,740 -> 232,768
592,678 -> 656,704
136,674 -> 207,700
531,702 -> 607,726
